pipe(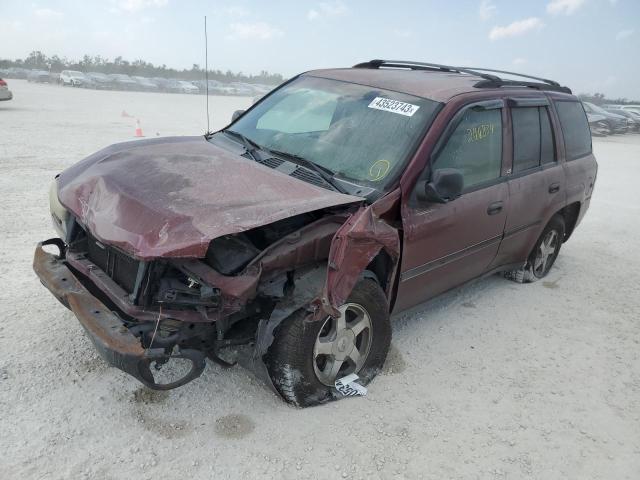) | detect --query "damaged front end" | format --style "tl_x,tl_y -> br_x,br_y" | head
36,205 -> 399,391
36,135 -> 403,394
34,238 -> 207,390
